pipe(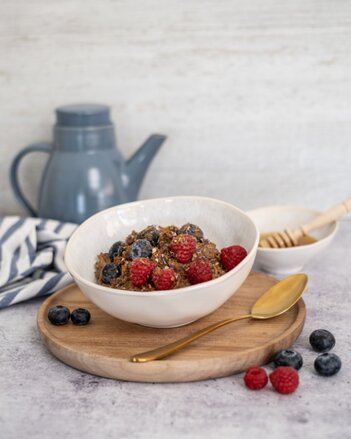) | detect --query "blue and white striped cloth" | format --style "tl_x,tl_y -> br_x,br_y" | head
0,217 -> 77,308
